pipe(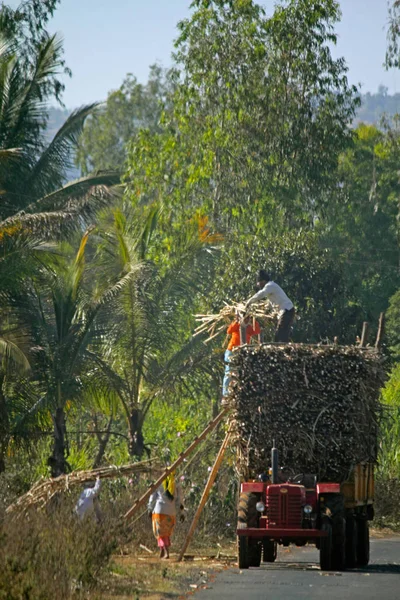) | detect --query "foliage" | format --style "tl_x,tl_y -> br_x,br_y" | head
319,121 -> 400,331
125,0 -> 359,230
0,0 -> 69,103
208,230 -> 361,343
76,64 -> 173,175
386,0 -> 400,70
0,497 -> 123,600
